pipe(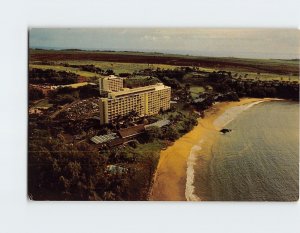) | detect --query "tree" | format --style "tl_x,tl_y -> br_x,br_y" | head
78,85 -> 99,99
66,161 -> 81,181
184,83 -> 191,90
57,94 -> 76,105
128,140 -> 138,148
105,69 -> 115,75
144,126 -> 162,142
58,176 -> 70,192
163,126 -> 179,141
143,151 -> 159,186
29,68 -> 79,85
29,87 -> 45,100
